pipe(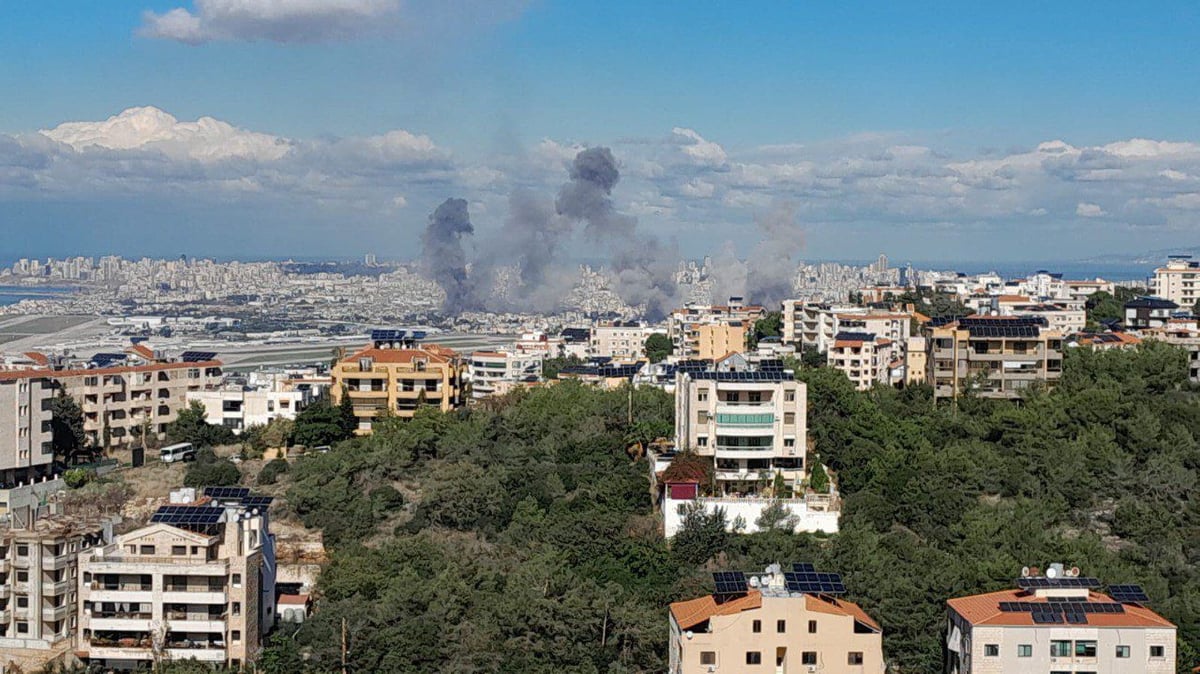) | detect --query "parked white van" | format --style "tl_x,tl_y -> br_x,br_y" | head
159,442 -> 197,463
